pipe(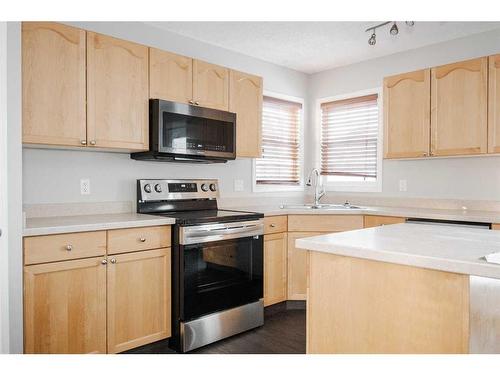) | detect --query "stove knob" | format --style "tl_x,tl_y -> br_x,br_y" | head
144,184 -> 152,193
209,183 -> 217,192
201,183 -> 209,192
154,184 -> 162,193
